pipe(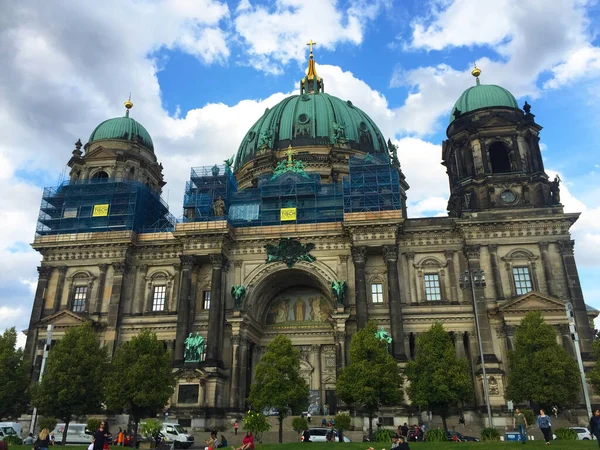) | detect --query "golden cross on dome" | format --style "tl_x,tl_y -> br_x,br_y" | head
307,39 -> 317,54
285,144 -> 297,167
